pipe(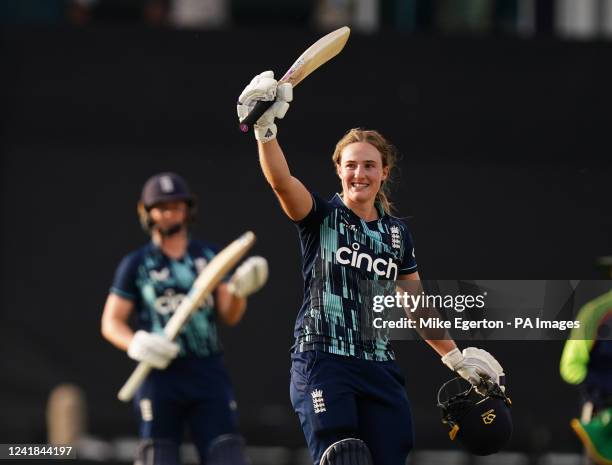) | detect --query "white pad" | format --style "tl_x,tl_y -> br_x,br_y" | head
207,434 -> 249,465
128,330 -> 179,370
320,438 -> 373,465
228,256 -> 269,298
